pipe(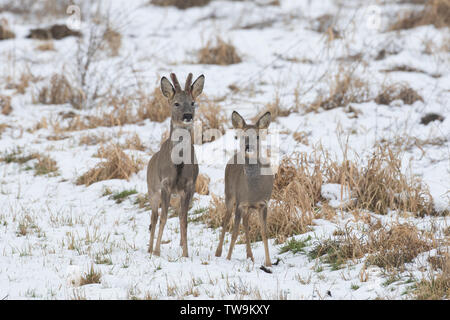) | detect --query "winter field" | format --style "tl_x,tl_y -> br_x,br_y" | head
0,0 -> 449,300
